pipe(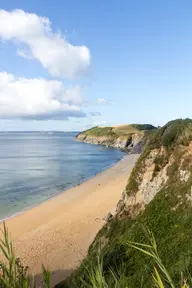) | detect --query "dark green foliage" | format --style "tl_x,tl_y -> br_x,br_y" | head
149,118 -> 192,149
62,118 -> 192,288
64,175 -> 192,287
131,124 -> 157,131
